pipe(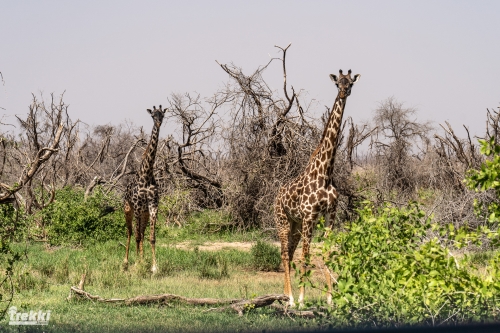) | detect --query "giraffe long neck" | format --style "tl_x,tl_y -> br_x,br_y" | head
139,122 -> 161,181
310,93 -> 347,180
